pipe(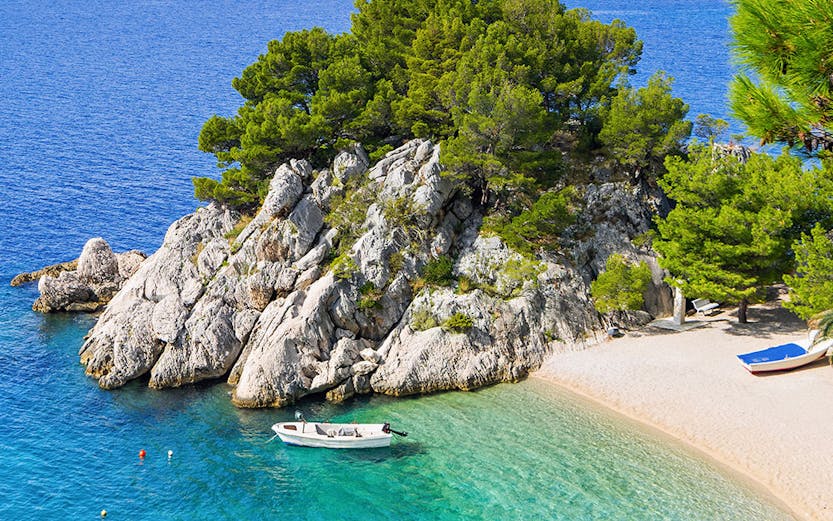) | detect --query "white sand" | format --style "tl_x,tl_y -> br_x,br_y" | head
535,303 -> 833,521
